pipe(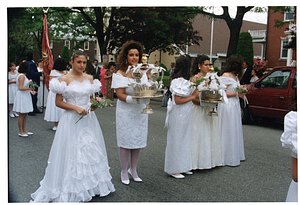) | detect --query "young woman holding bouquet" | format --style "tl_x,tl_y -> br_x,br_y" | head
217,54 -> 245,166
13,61 -> 35,137
190,55 -> 223,170
44,58 -> 67,131
111,40 -> 150,185
164,55 -> 199,179
30,50 -> 115,202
